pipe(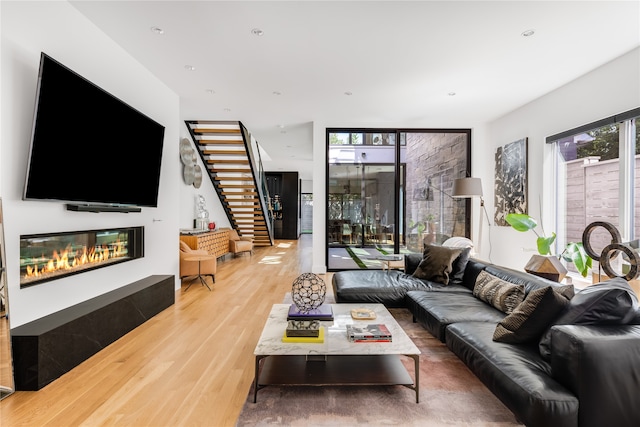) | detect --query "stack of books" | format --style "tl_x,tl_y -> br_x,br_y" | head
346,324 -> 392,342
282,319 -> 324,343
287,304 -> 334,321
